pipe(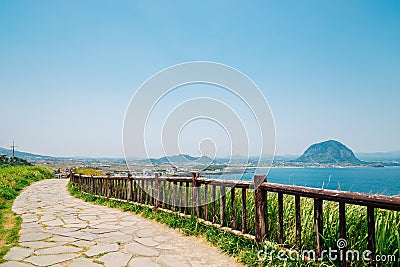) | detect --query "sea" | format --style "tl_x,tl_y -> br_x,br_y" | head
205,167 -> 400,197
